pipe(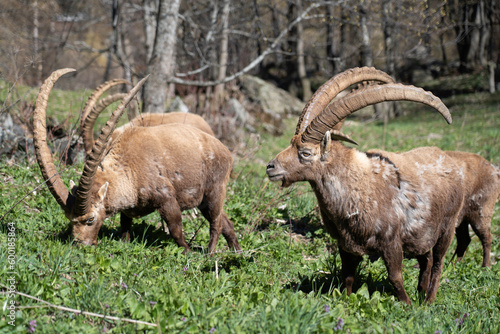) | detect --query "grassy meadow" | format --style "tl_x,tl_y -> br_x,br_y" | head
0,78 -> 499,333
